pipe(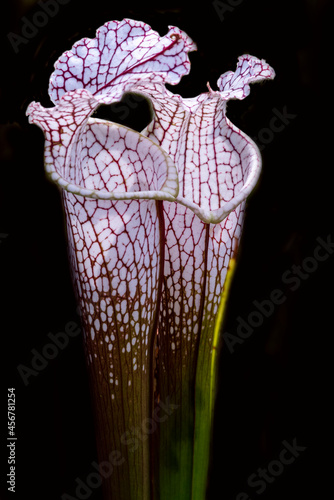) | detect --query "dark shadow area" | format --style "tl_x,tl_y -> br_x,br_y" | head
92,93 -> 153,132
